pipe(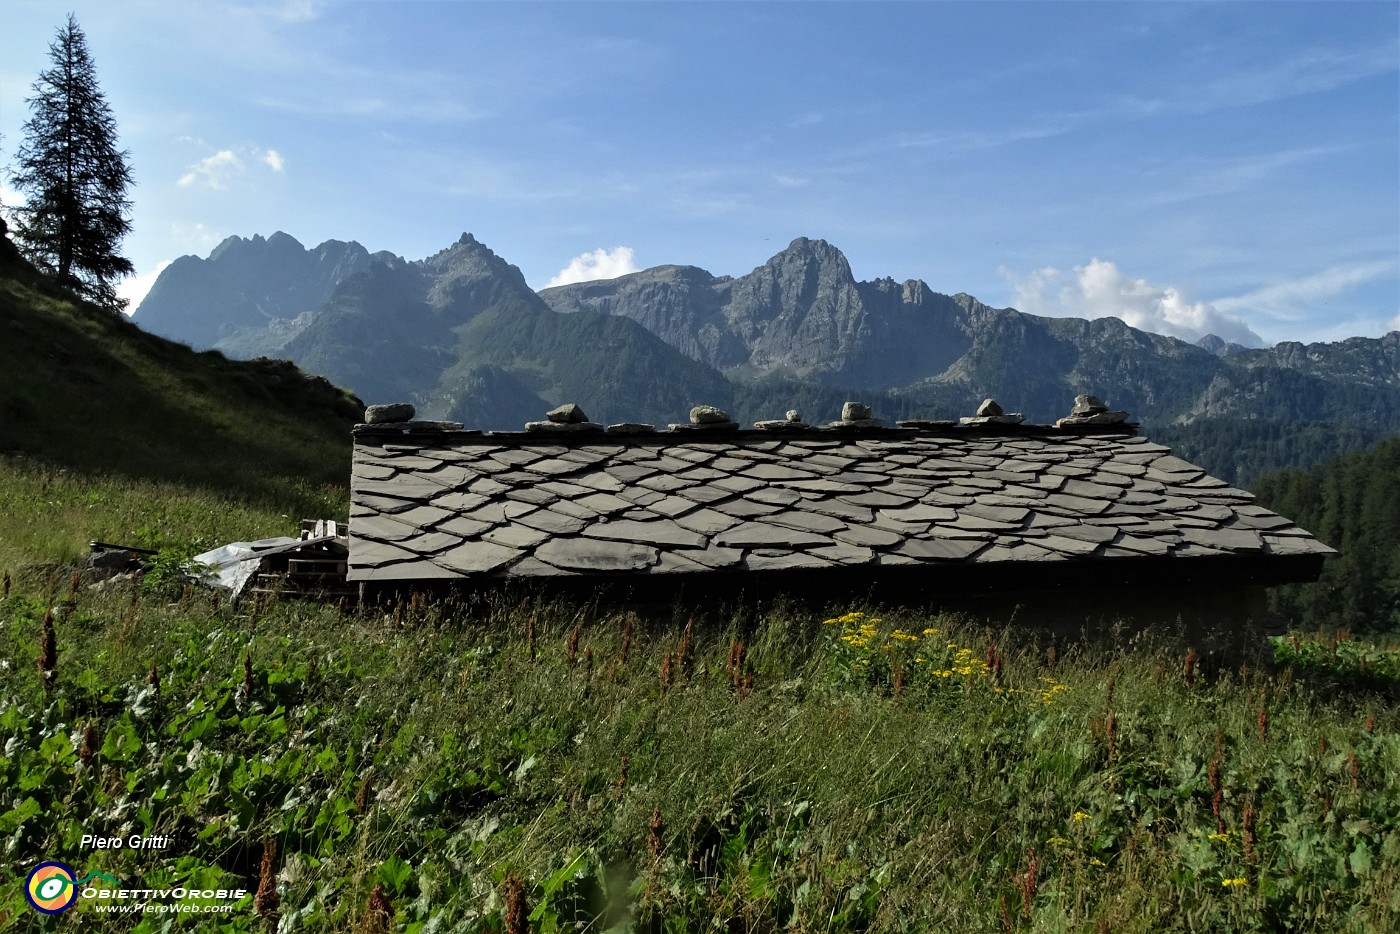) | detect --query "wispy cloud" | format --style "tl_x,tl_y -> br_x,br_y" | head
1138,145 -> 1345,205
545,246 -> 638,287
253,90 -> 491,123
1072,42 -> 1398,125
1277,310 -> 1400,345
263,149 -> 285,172
853,41 -> 1397,172
788,111 -> 824,129
839,122 -> 1072,162
269,0 -> 323,24
1214,260 -> 1397,322
1187,44 -> 1398,114
1002,258 -> 1264,347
